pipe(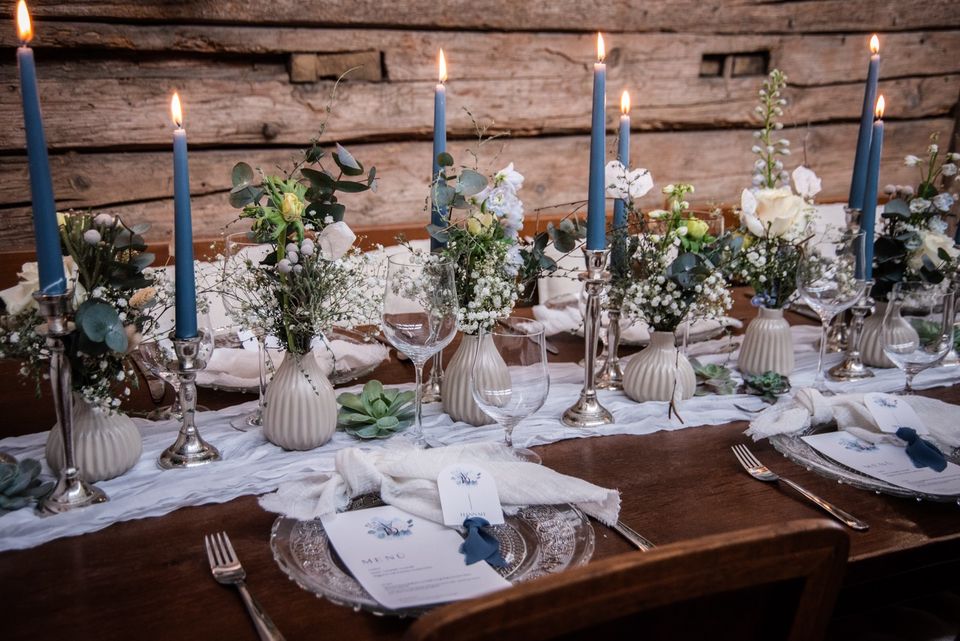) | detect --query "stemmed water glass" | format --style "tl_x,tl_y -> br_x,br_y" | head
882,281 -> 956,394
381,254 -> 458,446
471,318 -> 550,463
221,232 -> 272,430
796,231 -> 867,392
